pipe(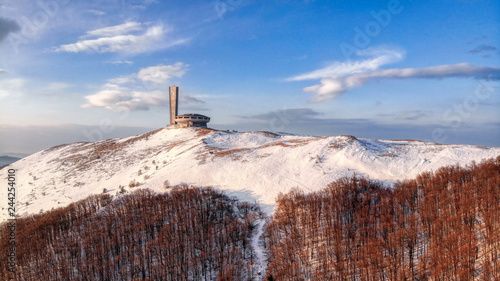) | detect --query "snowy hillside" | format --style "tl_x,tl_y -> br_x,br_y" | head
1,127 -> 499,221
